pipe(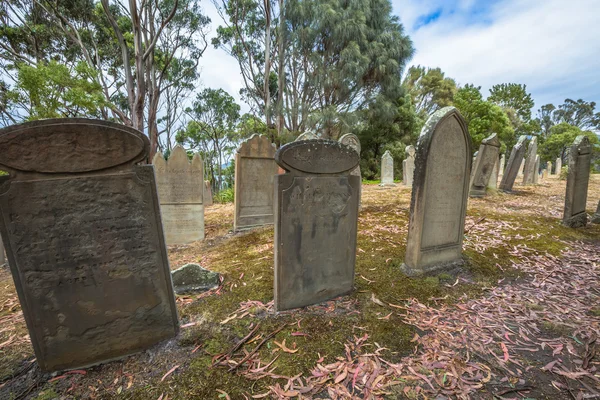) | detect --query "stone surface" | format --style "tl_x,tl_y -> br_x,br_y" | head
295,131 -> 319,141
403,145 -> 416,187
469,133 -> 500,197
488,156 -> 499,190
171,263 -> 220,294
533,155 -> 540,184
234,135 -> 279,231
499,136 -> 528,192
339,133 -> 362,207
546,161 -> 552,176
403,107 -> 472,275
499,154 -> 505,177
0,232 -> 5,266
153,146 -> 204,245
274,140 -> 360,311
542,169 -> 548,180
591,201 -> 600,224
518,159 -> 525,177
522,137 -> 538,185
0,119 -> 178,372
380,150 -> 395,186
563,135 -> 592,227
204,181 -> 213,206
556,157 -> 562,175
